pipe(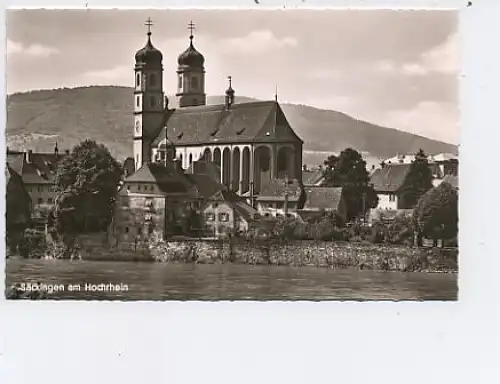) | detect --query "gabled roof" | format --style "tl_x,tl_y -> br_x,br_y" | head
184,173 -> 227,200
370,164 -> 412,193
302,169 -> 325,186
257,178 -> 303,202
124,162 -> 192,194
303,186 -> 343,211
152,101 -> 302,147
6,150 -> 65,185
